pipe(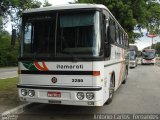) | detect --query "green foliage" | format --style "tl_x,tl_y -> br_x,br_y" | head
43,0 -> 52,7
0,0 -> 42,32
0,0 -> 42,14
78,0 -> 139,42
0,0 -> 42,67
147,2 -> 160,36
0,31 -> 18,67
152,42 -> 160,56
0,17 -> 3,32
78,0 -> 160,43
